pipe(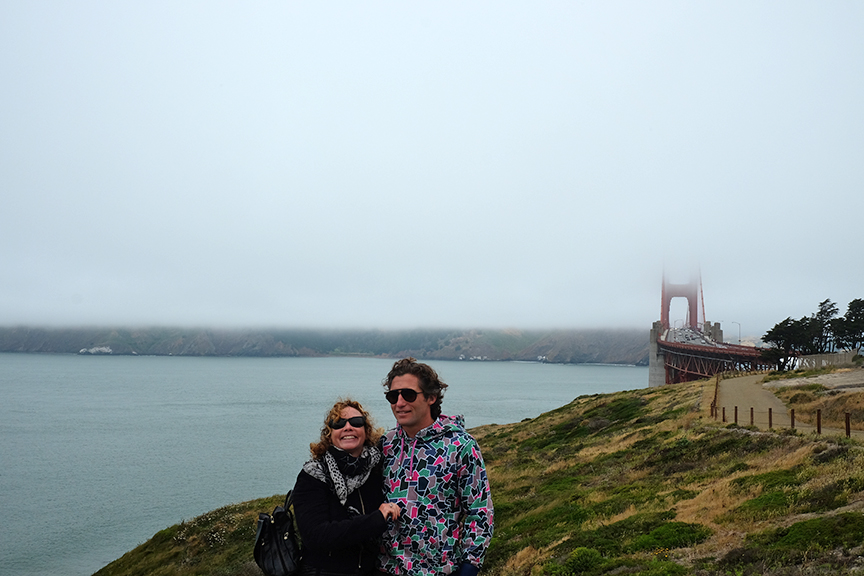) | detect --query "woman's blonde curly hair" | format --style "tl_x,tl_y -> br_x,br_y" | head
309,398 -> 383,460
